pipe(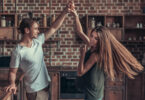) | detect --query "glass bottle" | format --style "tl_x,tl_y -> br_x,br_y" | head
136,22 -> 140,28
43,14 -> 47,27
18,14 -> 23,26
1,16 -> 6,27
91,17 -> 95,28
